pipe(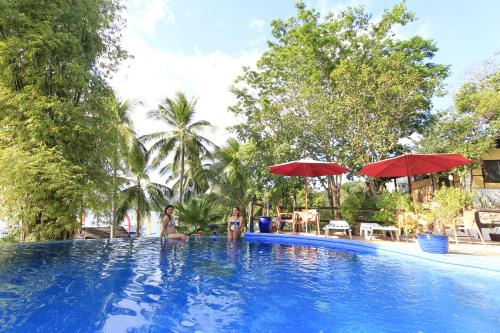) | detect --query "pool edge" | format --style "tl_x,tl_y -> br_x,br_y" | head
243,232 -> 500,274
